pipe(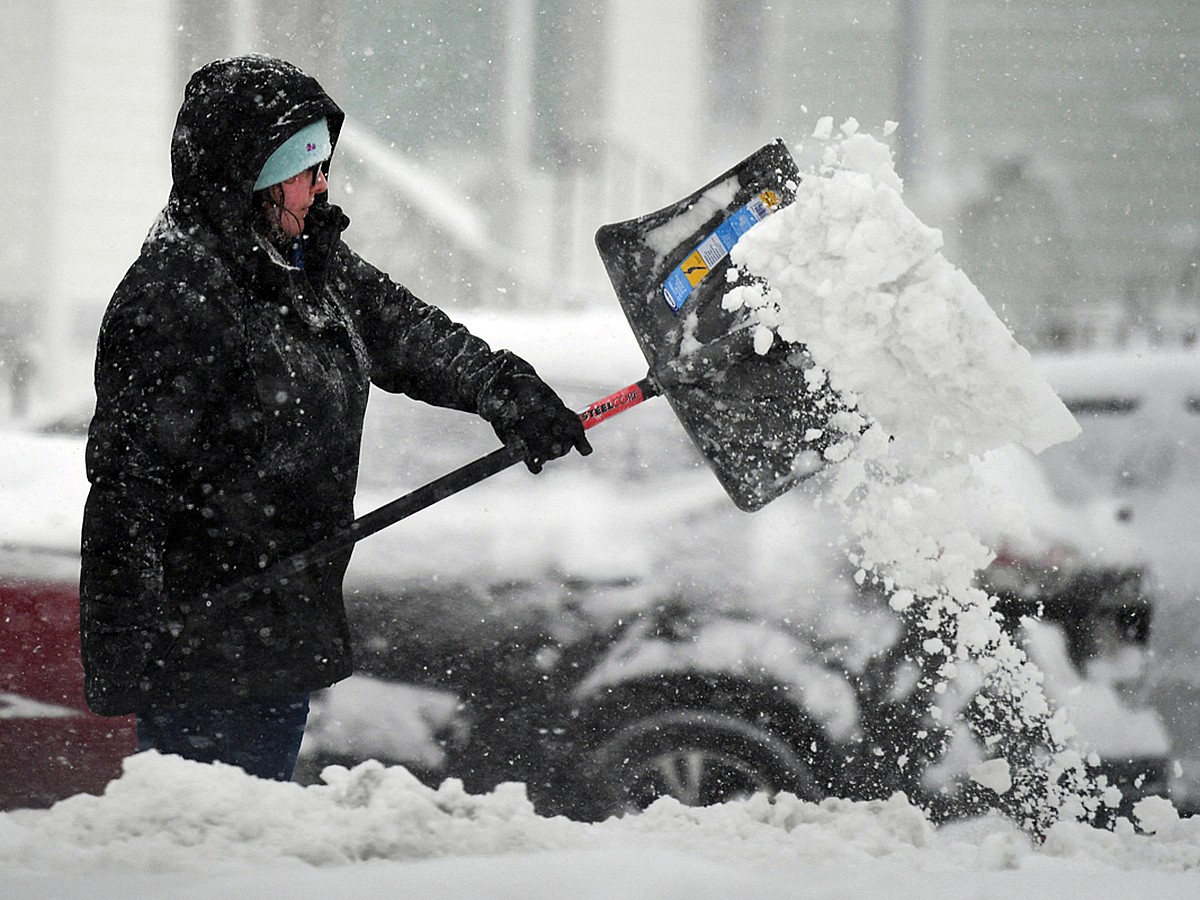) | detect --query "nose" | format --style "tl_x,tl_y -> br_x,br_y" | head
312,167 -> 328,195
